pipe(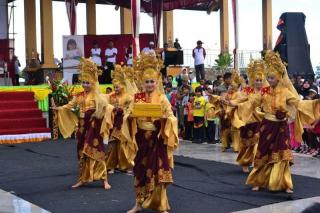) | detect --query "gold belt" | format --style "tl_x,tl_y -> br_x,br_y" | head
137,120 -> 156,131
264,113 -> 287,122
